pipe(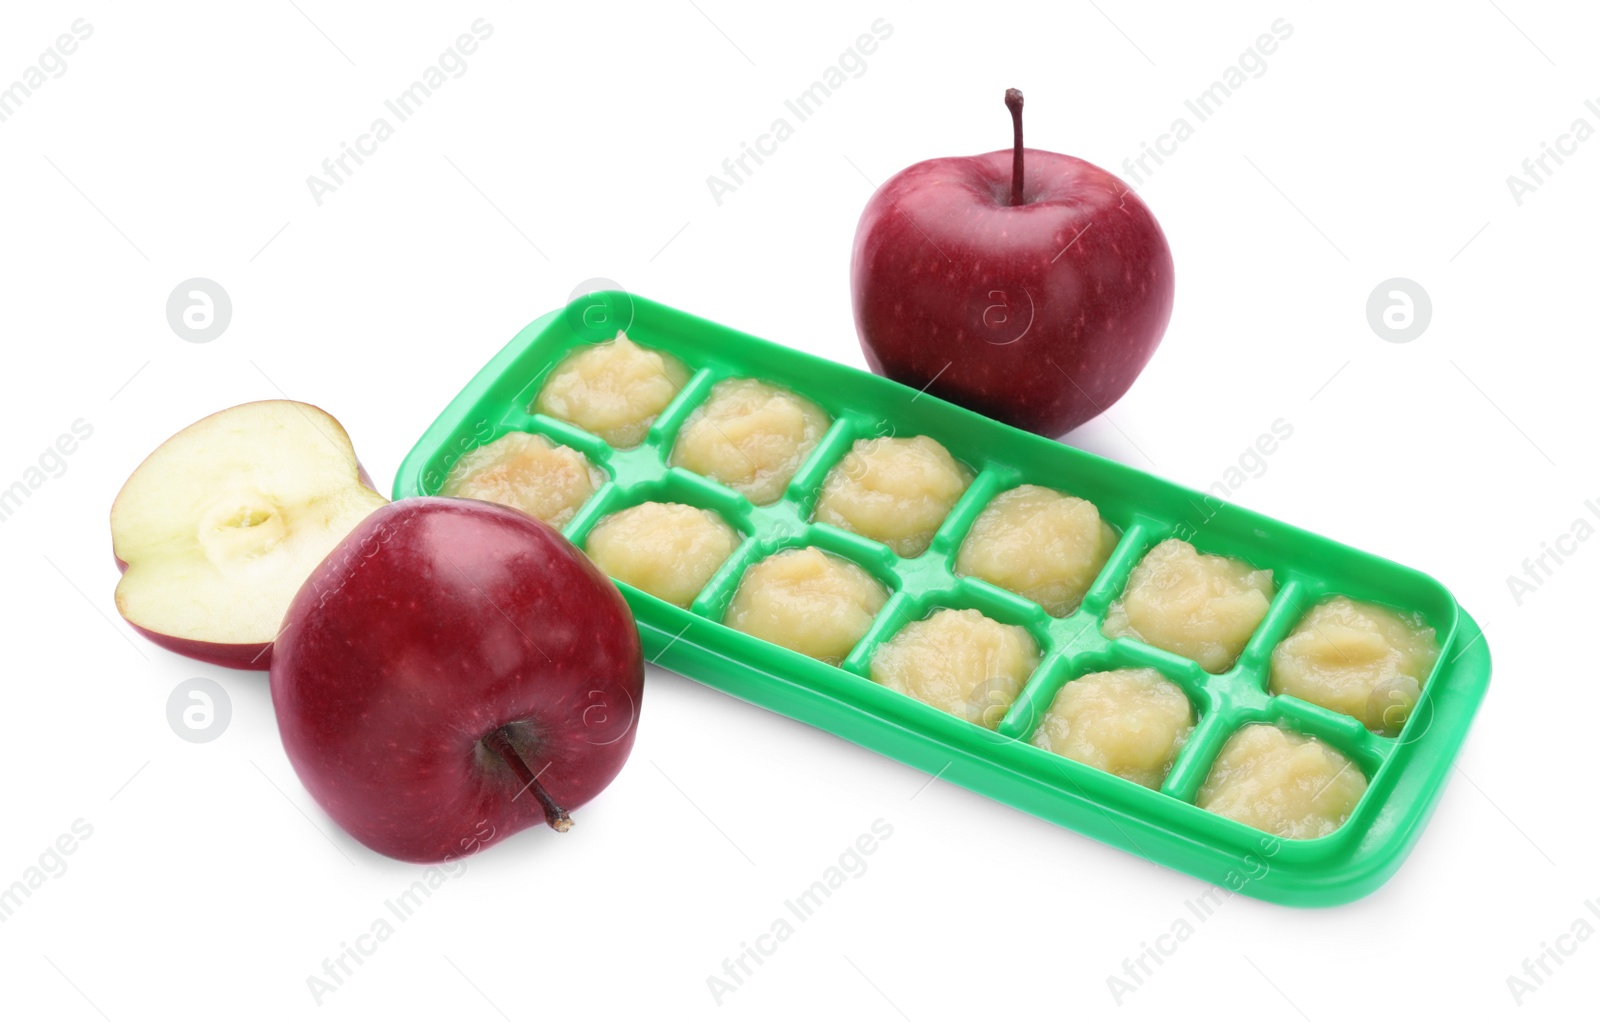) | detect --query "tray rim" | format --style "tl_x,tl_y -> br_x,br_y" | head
393,293 -> 1493,907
